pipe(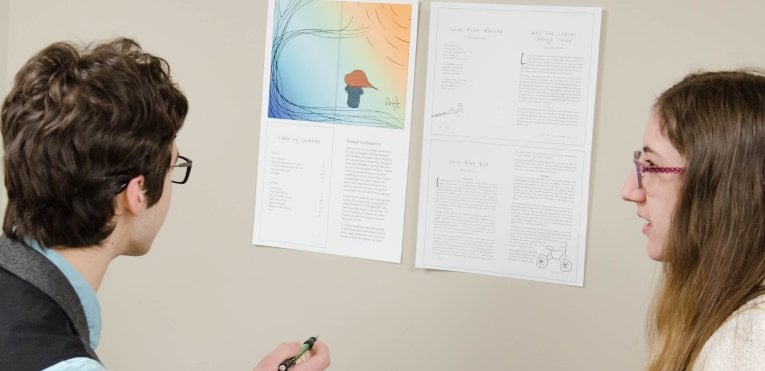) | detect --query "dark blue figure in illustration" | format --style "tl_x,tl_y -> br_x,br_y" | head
343,69 -> 376,108
345,86 -> 364,108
